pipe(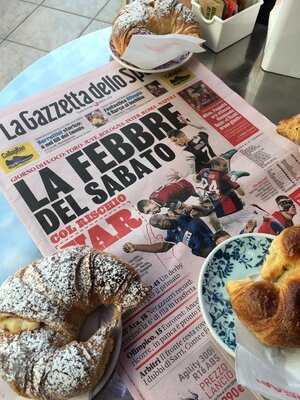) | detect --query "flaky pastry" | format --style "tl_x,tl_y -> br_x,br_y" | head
111,0 -> 201,56
277,115 -> 300,145
0,247 -> 149,400
227,226 -> 300,347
